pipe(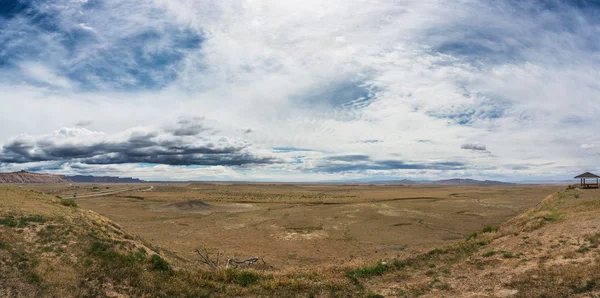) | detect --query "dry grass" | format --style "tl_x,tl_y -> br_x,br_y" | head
0,187 -> 360,297
63,183 -> 557,270
5,184 -> 598,297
